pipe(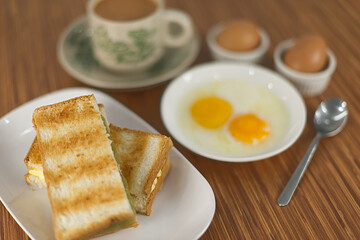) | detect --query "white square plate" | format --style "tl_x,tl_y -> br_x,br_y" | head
0,87 -> 215,240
